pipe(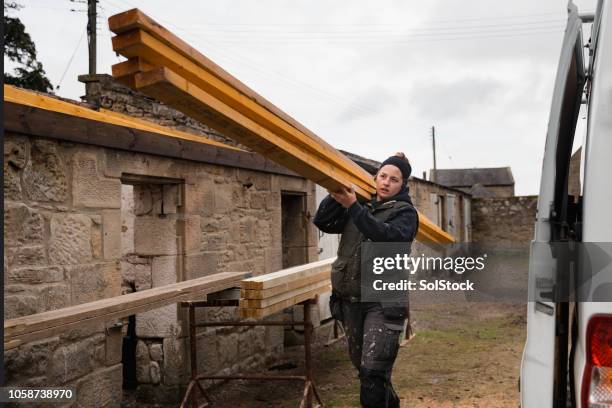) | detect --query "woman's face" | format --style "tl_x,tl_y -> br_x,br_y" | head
375,164 -> 403,200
